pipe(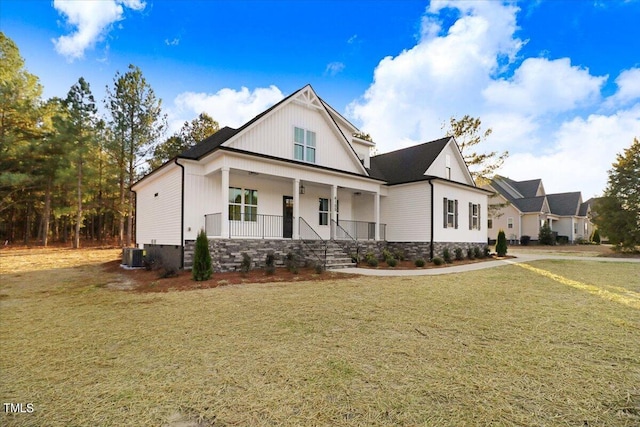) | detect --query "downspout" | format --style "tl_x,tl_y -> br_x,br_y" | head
174,158 -> 185,269
429,179 -> 435,260
131,188 -> 137,247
